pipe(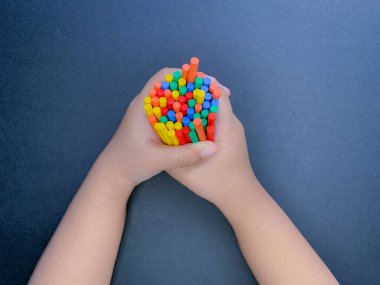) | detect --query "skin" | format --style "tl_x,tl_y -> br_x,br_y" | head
29,68 -> 339,285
